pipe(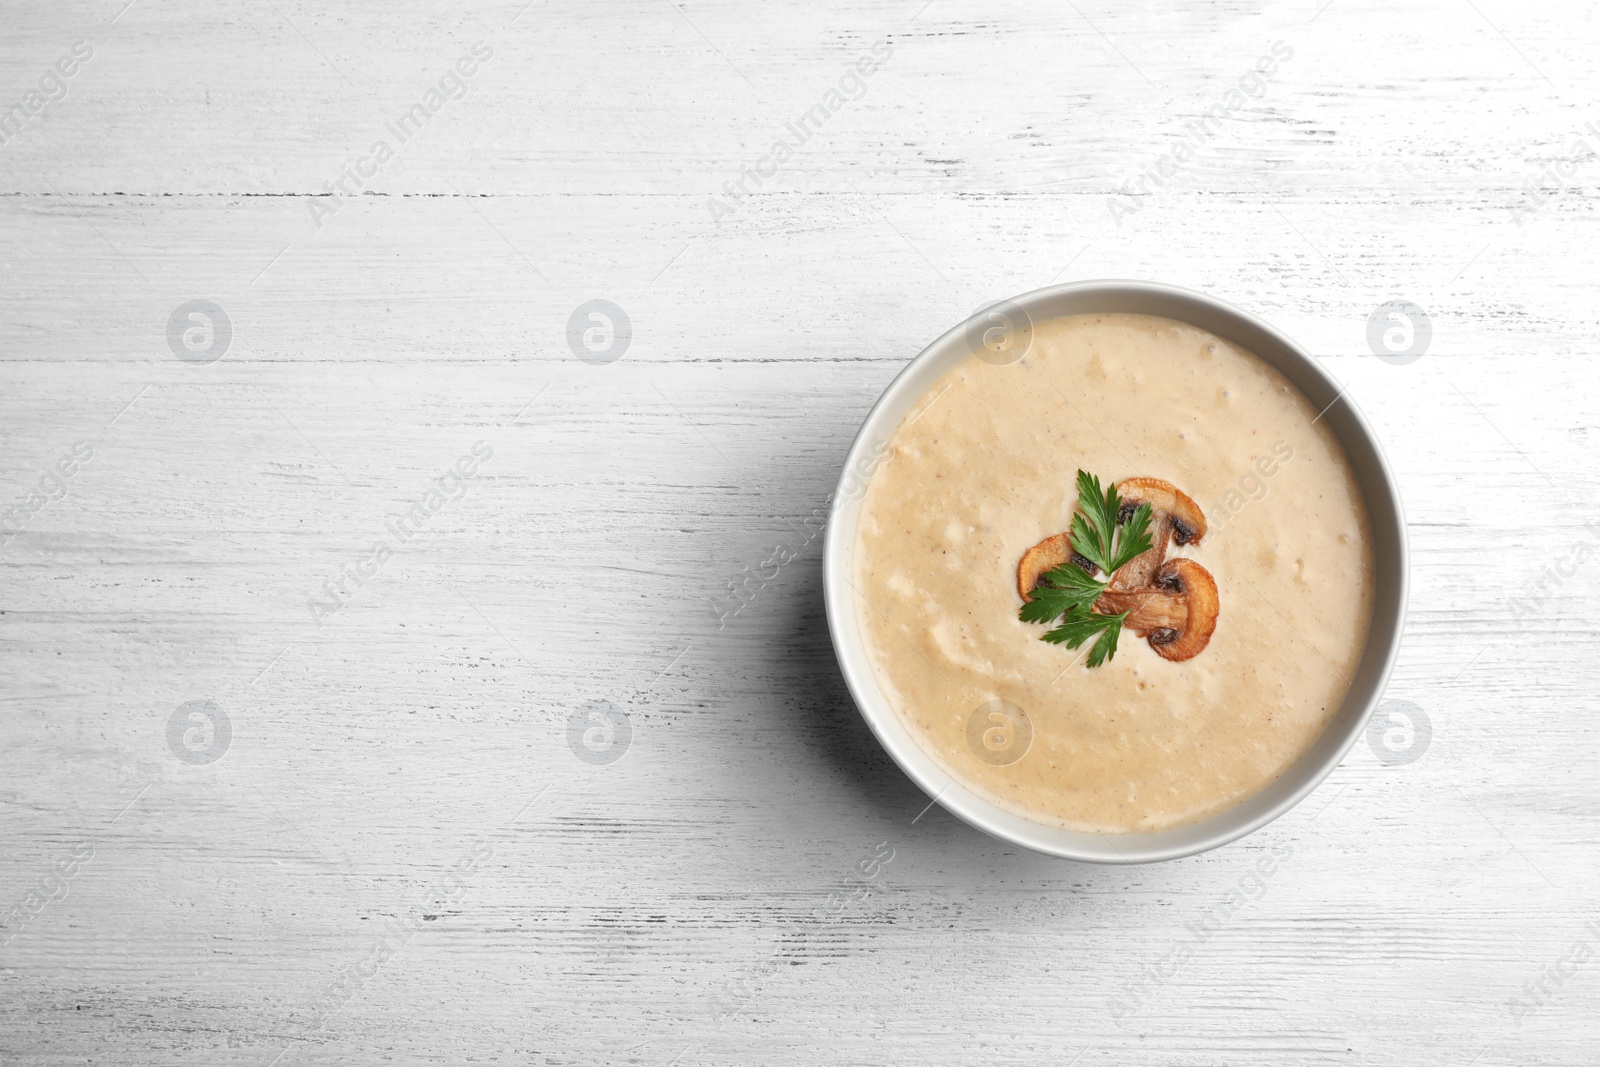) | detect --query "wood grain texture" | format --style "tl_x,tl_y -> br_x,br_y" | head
2,0 -> 1598,1063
